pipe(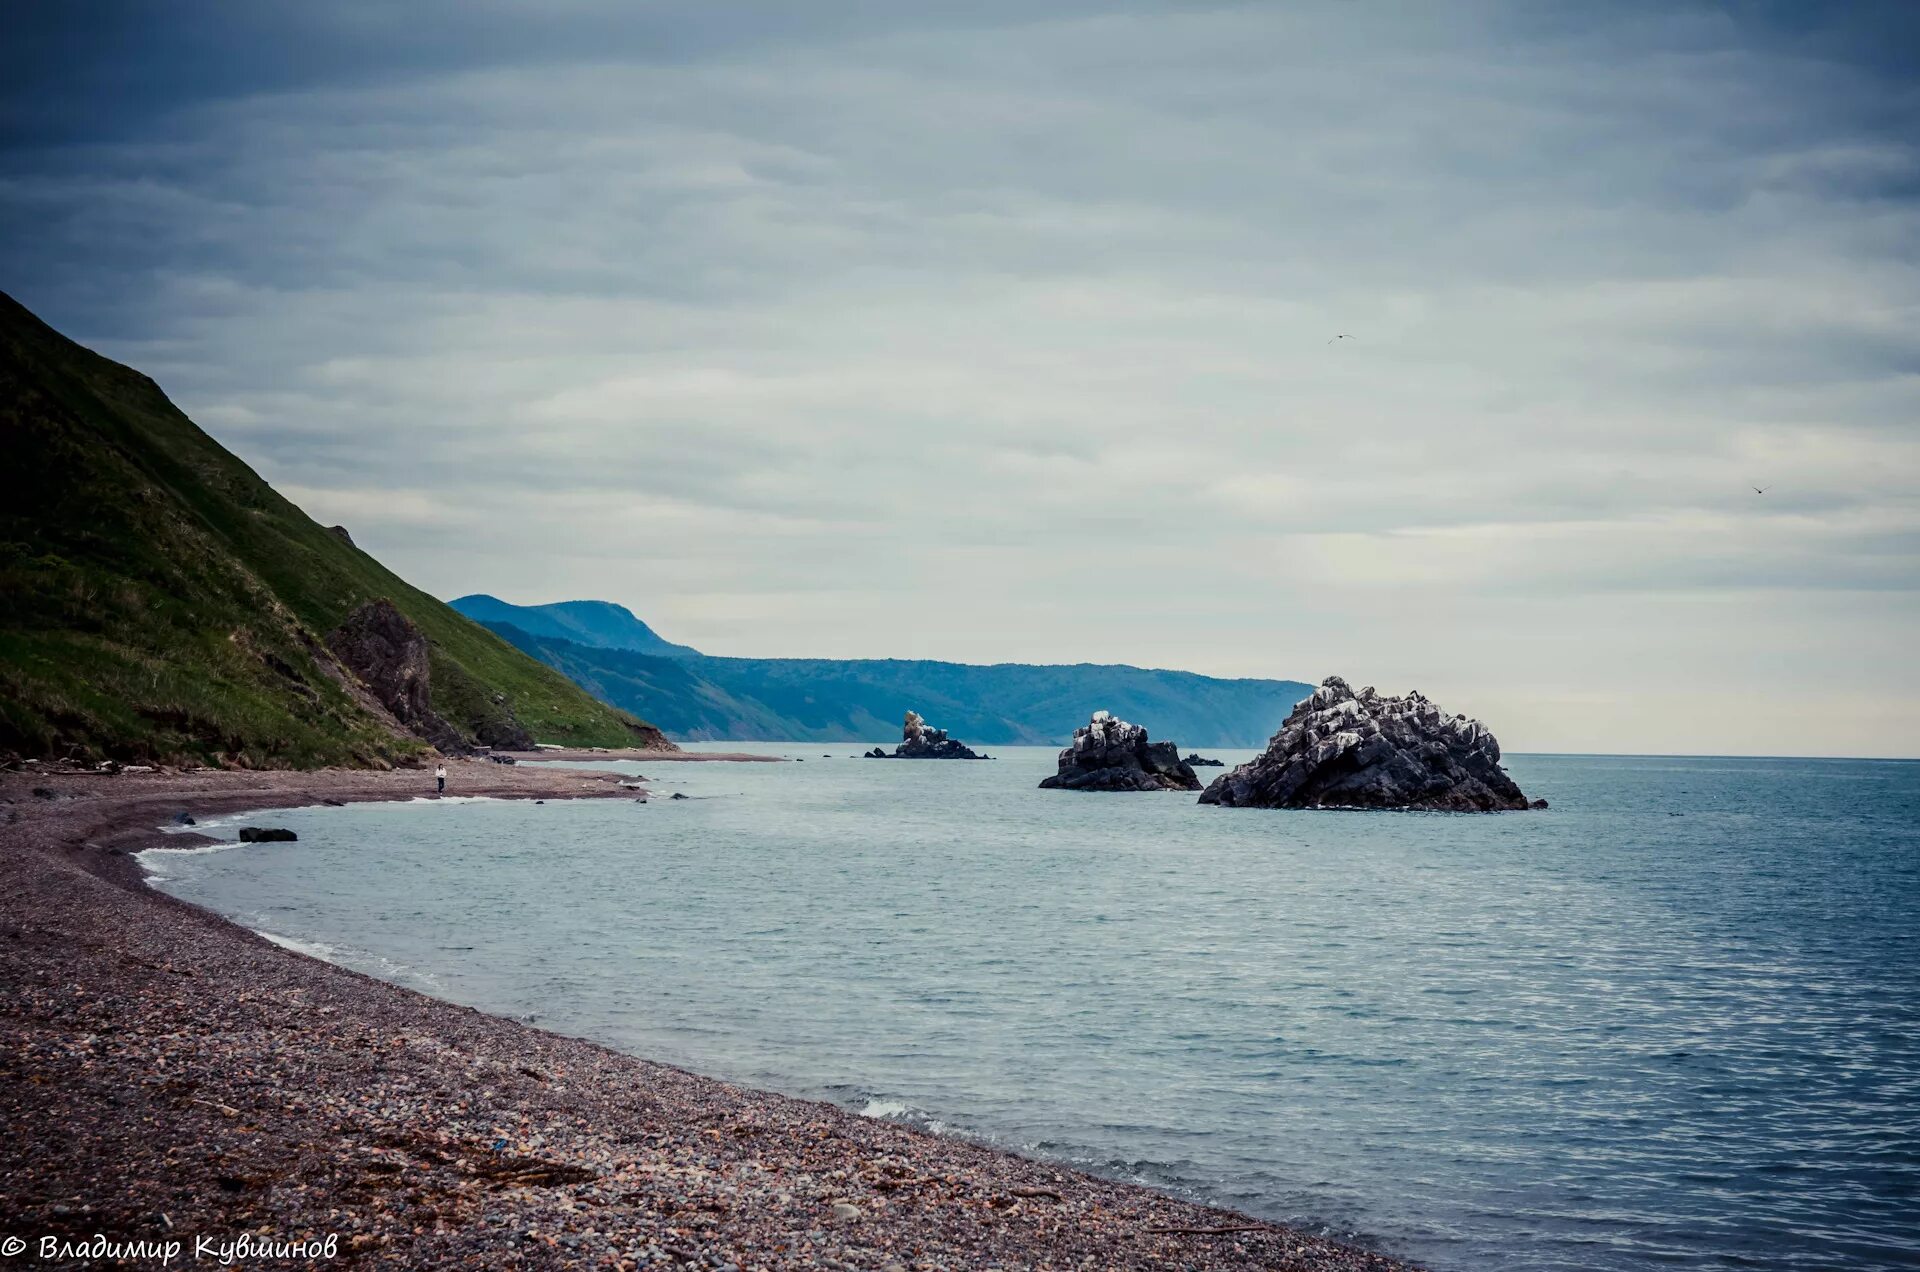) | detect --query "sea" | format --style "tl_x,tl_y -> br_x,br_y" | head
142,747 -> 1920,1271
